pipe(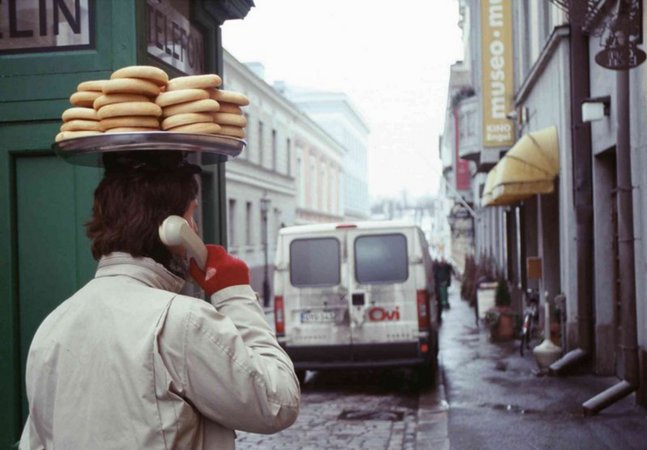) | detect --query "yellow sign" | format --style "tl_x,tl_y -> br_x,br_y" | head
480,0 -> 514,148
